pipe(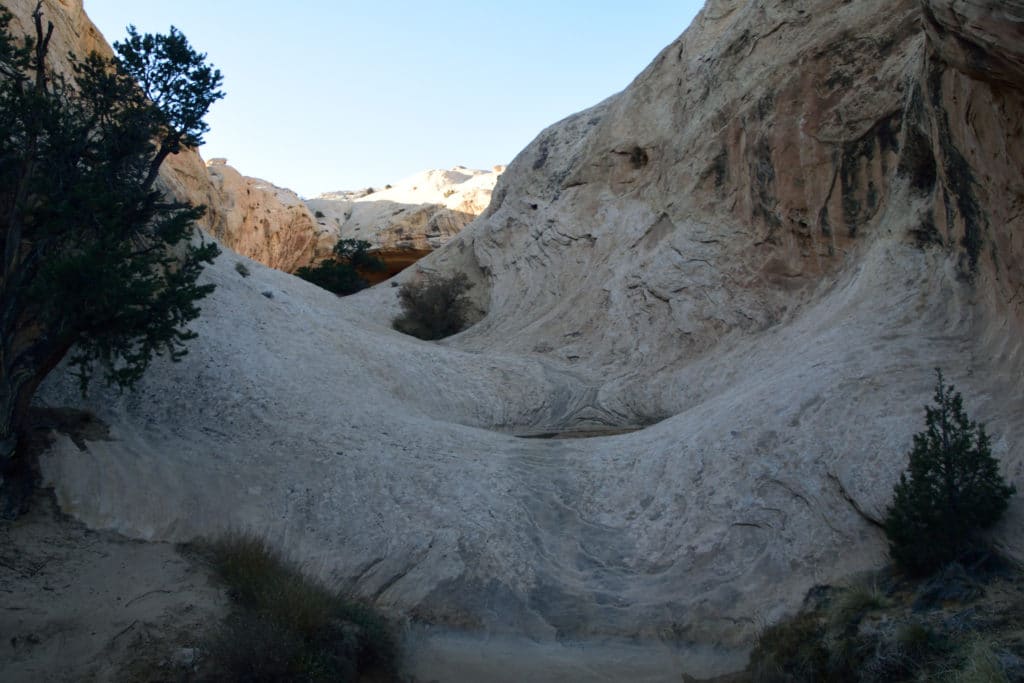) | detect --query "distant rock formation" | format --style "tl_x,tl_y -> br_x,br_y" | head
198,161 -> 502,276
307,166 -> 503,281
